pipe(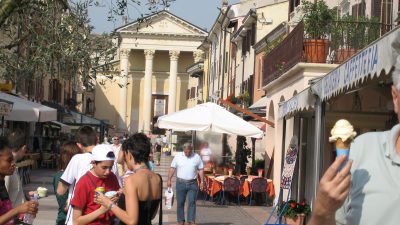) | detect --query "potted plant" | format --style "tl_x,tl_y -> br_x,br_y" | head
278,200 -> 311,225
302,0 -> 333,63
331,15 -> 380,63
